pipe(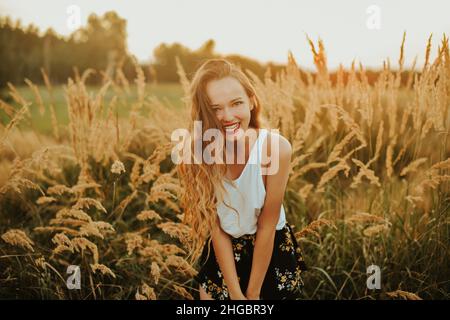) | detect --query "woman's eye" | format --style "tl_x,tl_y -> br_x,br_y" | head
233,101 -> 243,106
